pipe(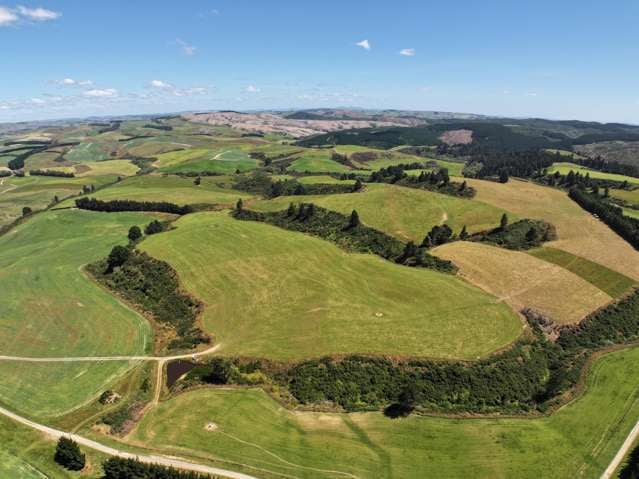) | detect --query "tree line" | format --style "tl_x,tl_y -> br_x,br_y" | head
569,188 -> 639,250
76,197 -> 193,215
369,163 -> 475,198
233,202 -> 456,273
29,169 -> 75,178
